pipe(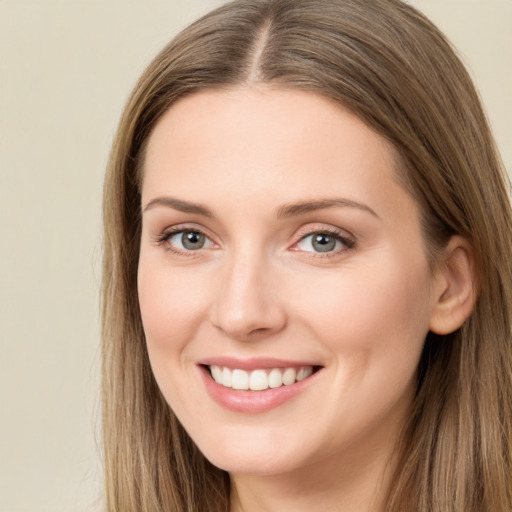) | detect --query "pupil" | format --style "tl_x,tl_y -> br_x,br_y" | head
313,234 -> 336,252
182,231 -> 204,250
